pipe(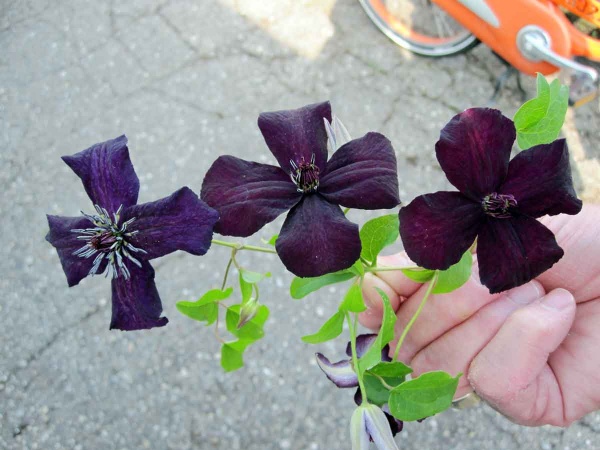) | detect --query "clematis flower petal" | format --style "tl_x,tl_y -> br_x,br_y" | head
477,216 -> 564,293
275,195 -> 361,277
62,135 -> 139,214
499,139 -> 582,218
435,108 -> 515,200
350,406 -> 371,450
258,101 -> 331,173
201,155 -> 302,236
345,334 -> 392,361
319,133 -> 400,210
122,187 -> 218,260
399,192 -> 484,270
315,353 -> 358,388
110,261 -> 168,331
46,215 -> 107,287
364,404 -> 401,450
